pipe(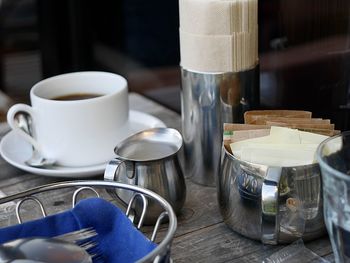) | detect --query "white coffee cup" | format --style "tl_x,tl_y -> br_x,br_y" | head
7,71 -> 129,167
